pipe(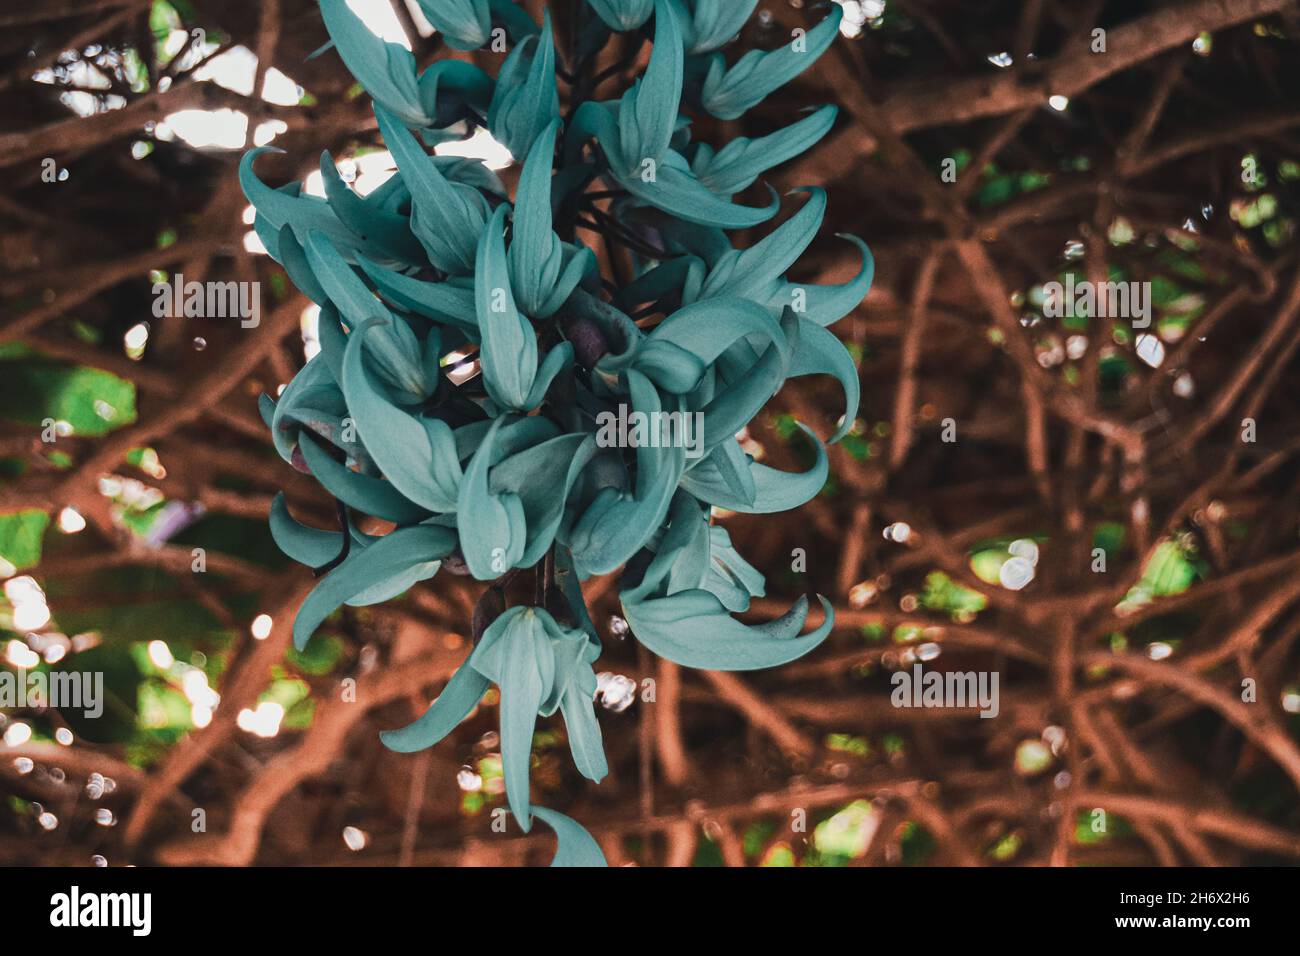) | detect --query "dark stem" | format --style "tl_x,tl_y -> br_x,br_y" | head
312,498 -> 352,576
581,203 -> 669,259
591,33 -> 646,89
